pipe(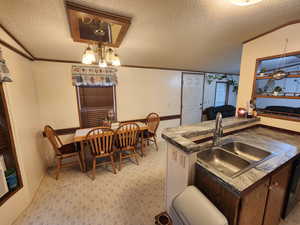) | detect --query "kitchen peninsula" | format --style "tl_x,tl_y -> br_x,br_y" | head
162,117 -> 300,225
